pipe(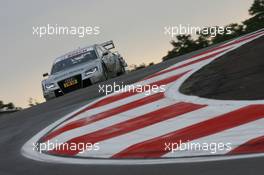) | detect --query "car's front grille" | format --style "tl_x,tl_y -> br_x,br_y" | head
58,74 -> 82,94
